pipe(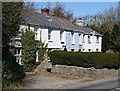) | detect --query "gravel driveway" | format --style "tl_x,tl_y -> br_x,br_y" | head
23,72 -> 85,89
